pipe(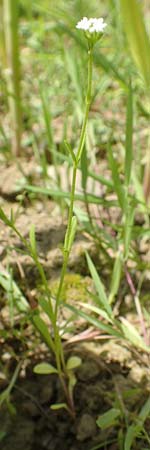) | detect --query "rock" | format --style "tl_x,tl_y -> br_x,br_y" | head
77,359 -> 100,381
39,380 -> 54,405
23,400 -> 40,418
77,413 -> 97,441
